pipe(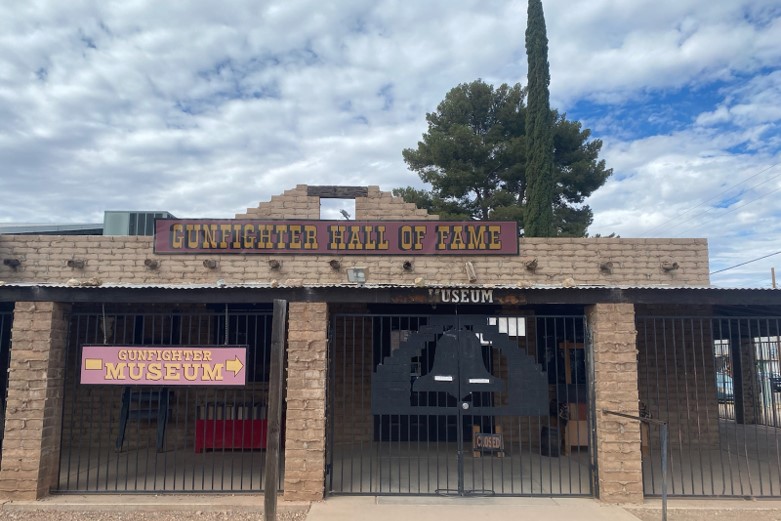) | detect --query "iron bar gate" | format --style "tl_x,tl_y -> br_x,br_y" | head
327,312 -> 592,496
637,315 -> 781,497
0,304 -> 12,460
58,305 -> 279,493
